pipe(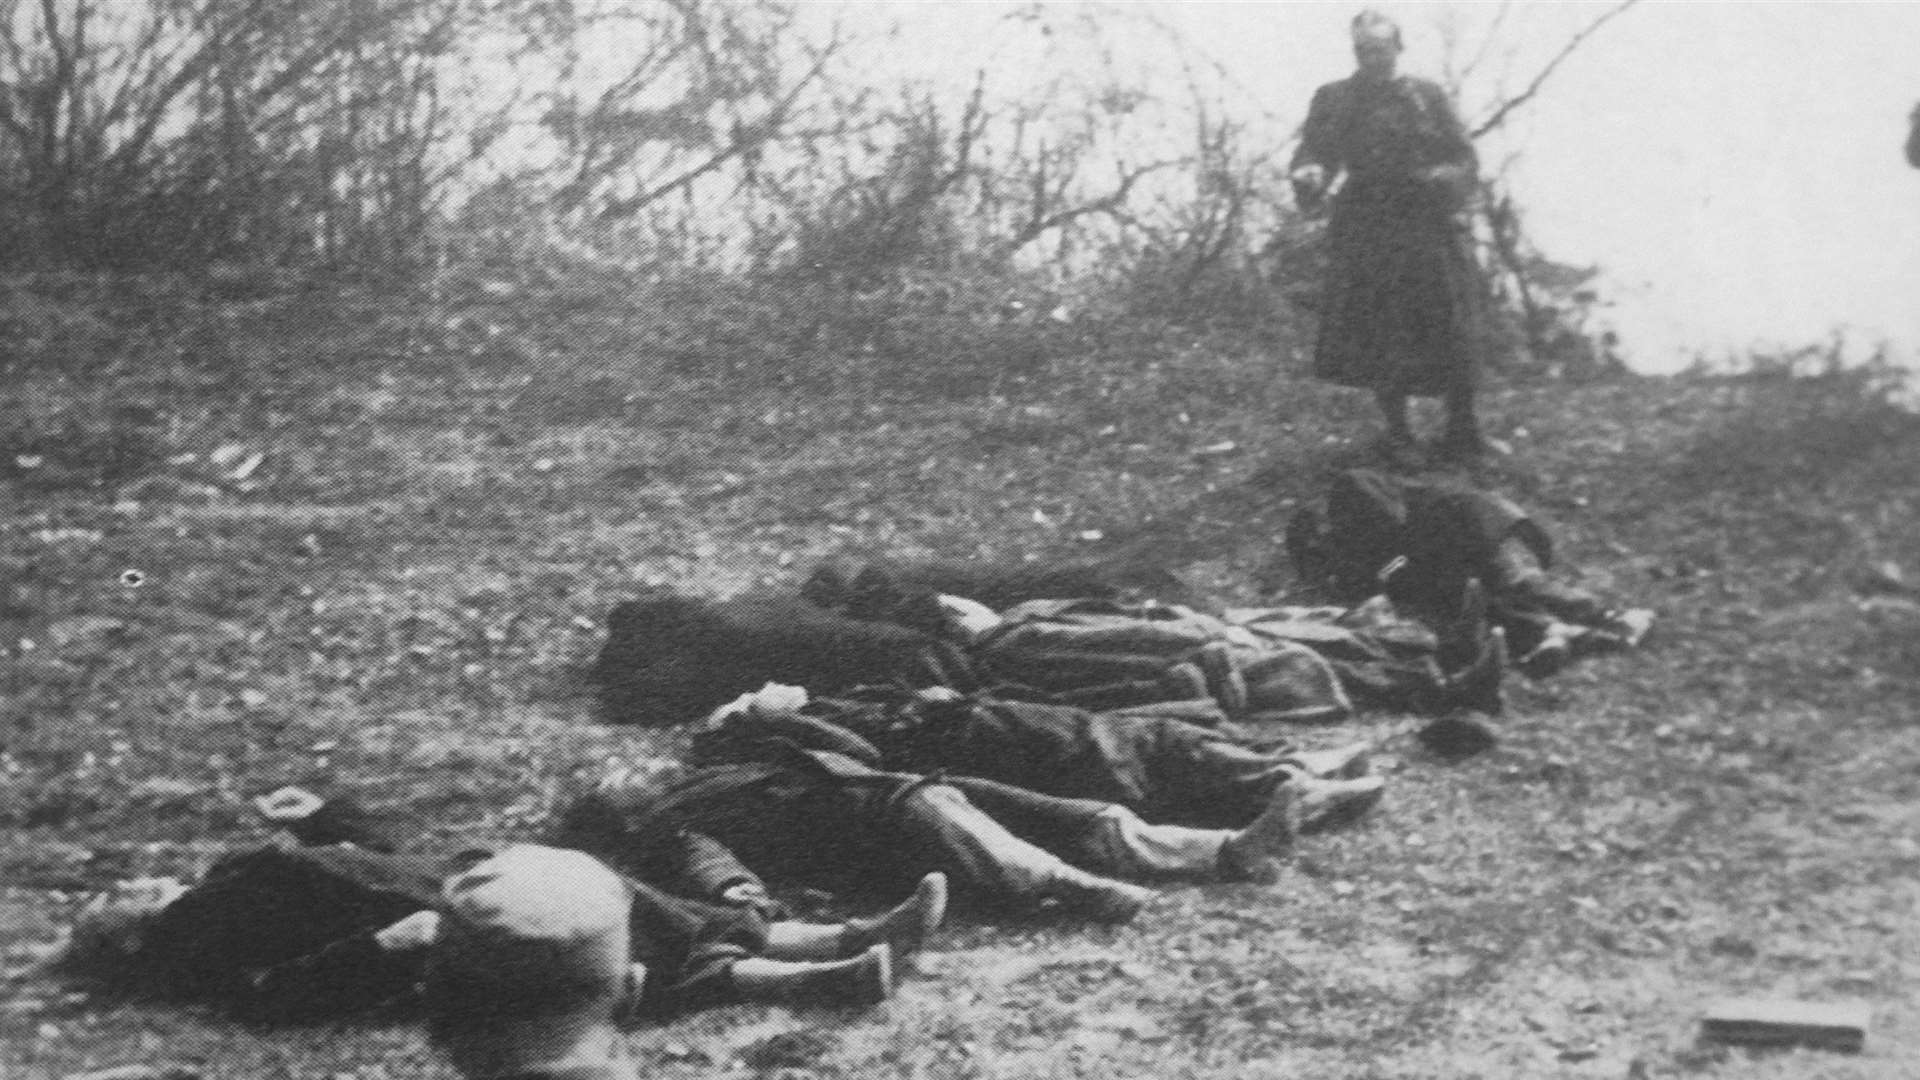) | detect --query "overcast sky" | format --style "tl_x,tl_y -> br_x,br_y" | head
842,1 -> 1920,373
